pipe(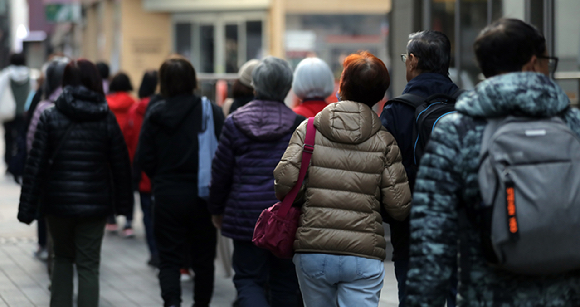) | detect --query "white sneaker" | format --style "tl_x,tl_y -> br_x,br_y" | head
180,268 -> 192,282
